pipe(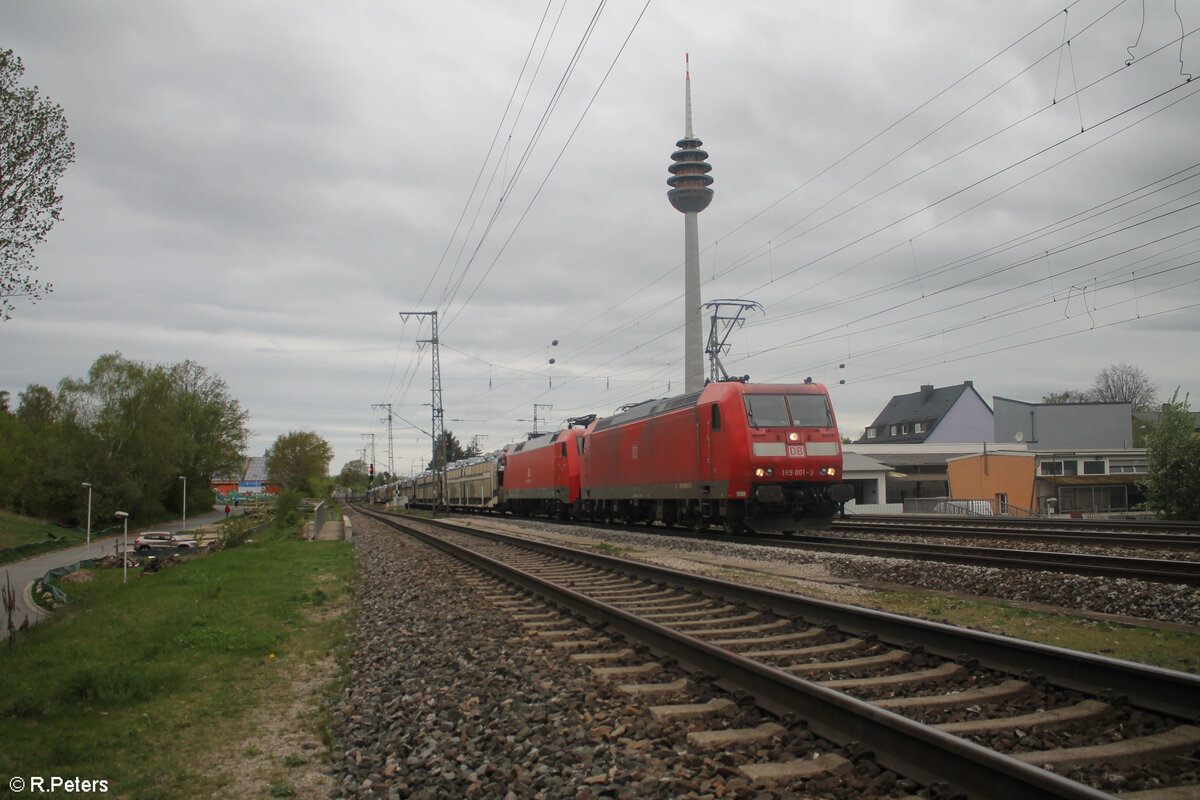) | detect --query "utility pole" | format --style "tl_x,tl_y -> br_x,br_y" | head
399,310 -> 446,510
704,299 -> 762,383
372,402 -> 395,480
361,433 -> 375,485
